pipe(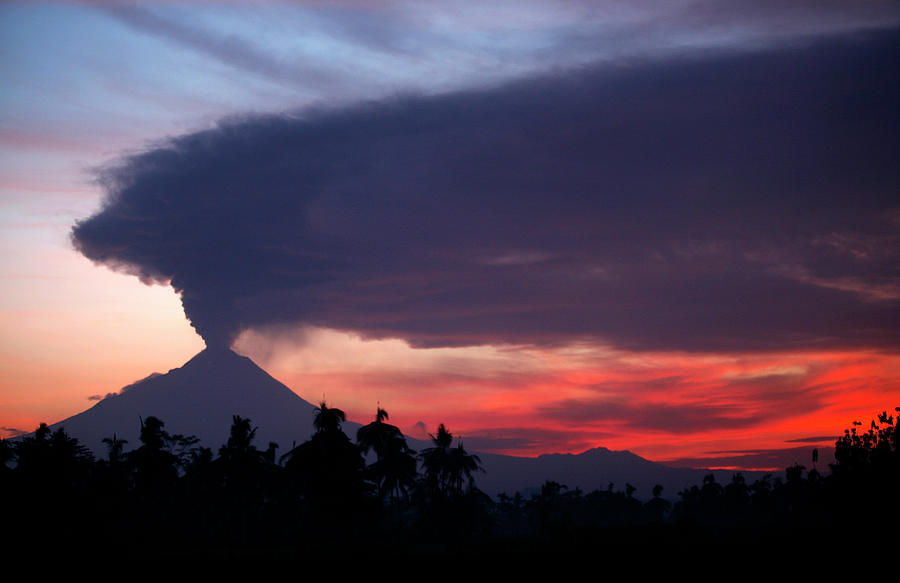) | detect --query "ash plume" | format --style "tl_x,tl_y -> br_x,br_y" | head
72,30 -> 900,352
